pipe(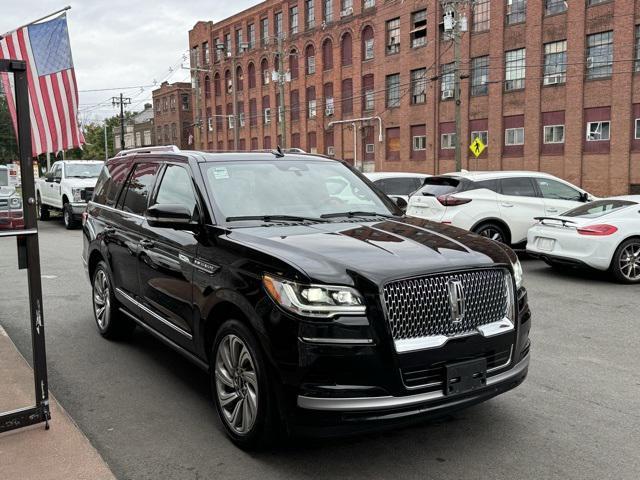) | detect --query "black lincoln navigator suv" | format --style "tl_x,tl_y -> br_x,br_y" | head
82,150 -> 531,448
